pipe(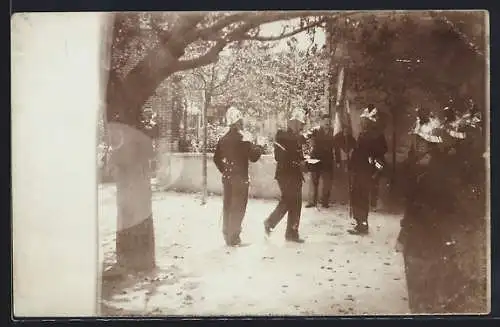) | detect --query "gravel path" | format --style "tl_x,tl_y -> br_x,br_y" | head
98,184 -> 409,316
